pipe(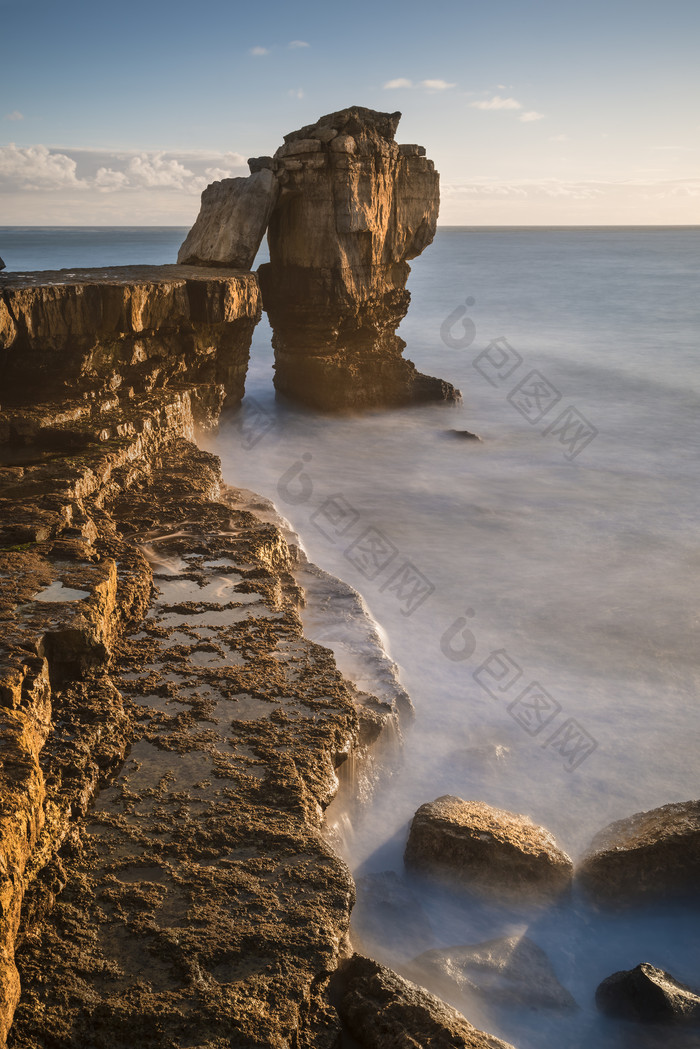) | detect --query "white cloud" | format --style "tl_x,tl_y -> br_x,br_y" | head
249,46 -> 269,56
384,78 -> 413,89
0,145 -> 249,196
94,167 -> 129,191
520,110 -> 545,122
288,40 -> 309,48
4,110 -> 24,122
549,134 -> 569,142
0,144 -> 85,190
288,88 -> 304,99
420,79 -> 456,91
125,153 -> 195,189
471,96 -> 522,111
